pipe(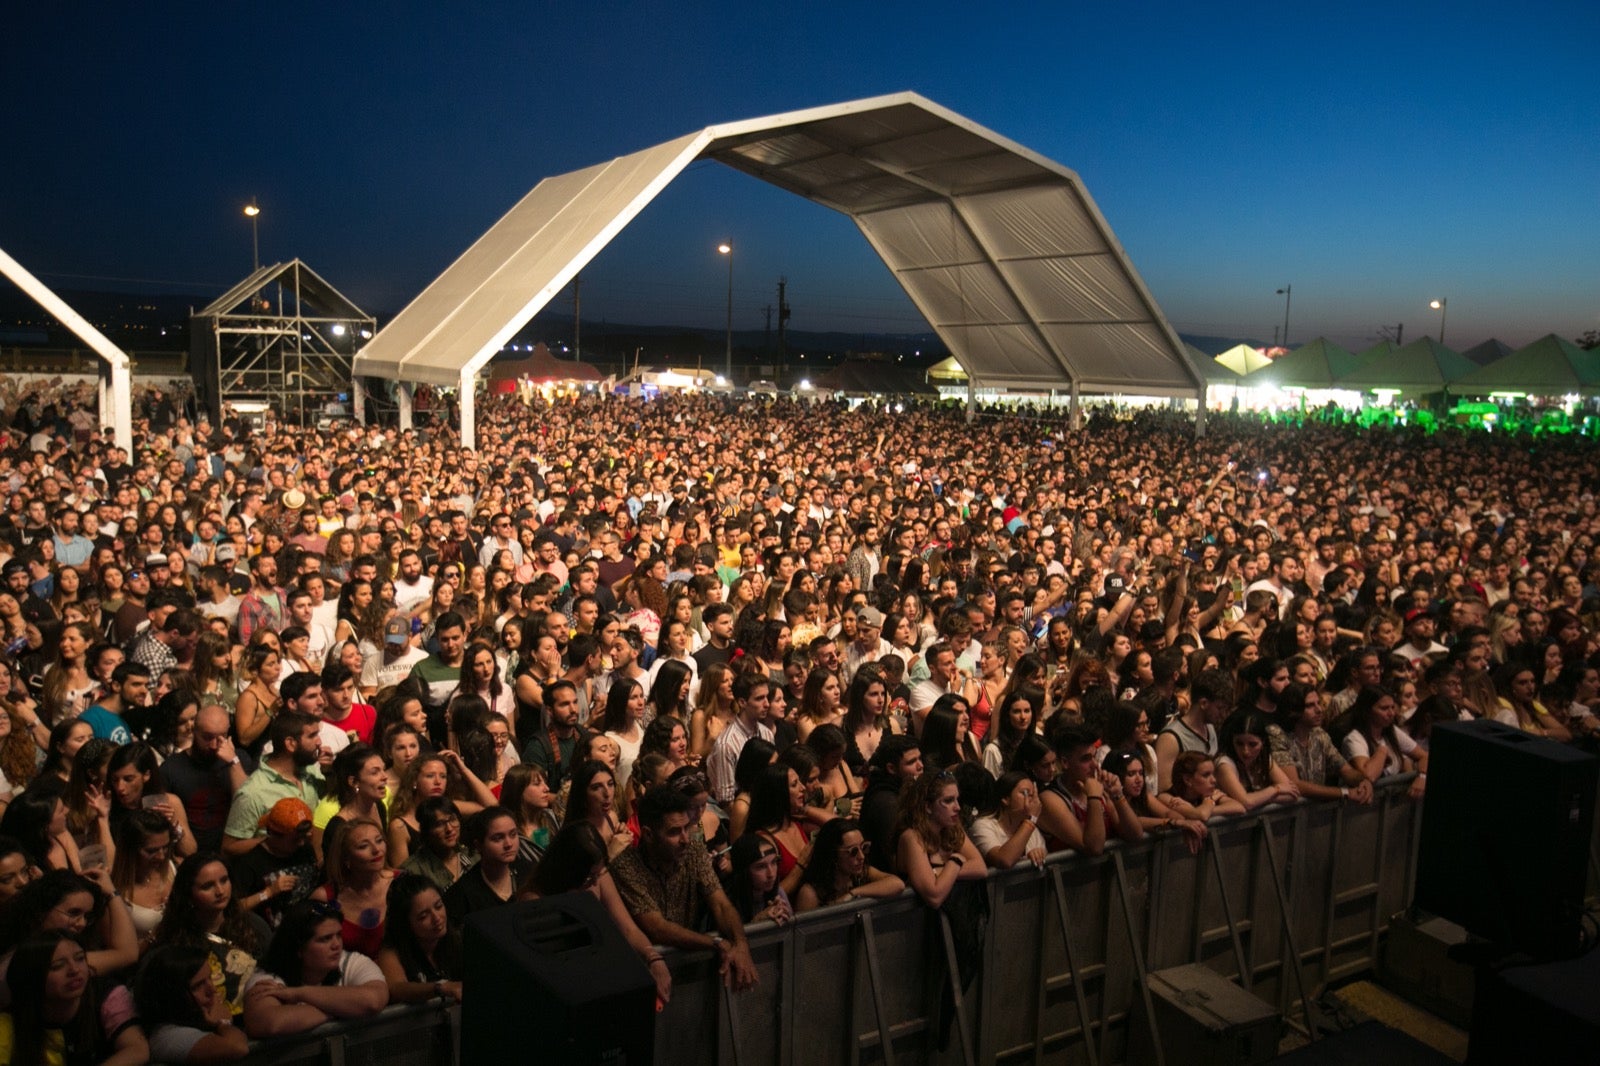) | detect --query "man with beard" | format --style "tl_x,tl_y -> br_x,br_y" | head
163,704 -> 248,852
222,711 -> 324,857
